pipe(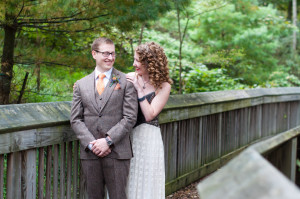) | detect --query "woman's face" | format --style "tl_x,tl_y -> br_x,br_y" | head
133,51 -> 148,76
